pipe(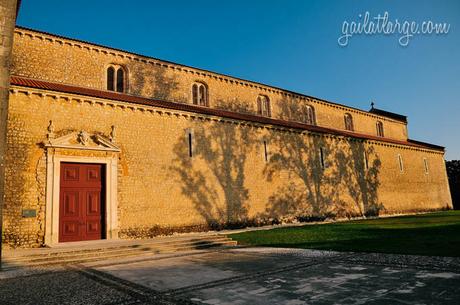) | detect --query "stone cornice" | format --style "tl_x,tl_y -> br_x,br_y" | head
9,84 -> 444,155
